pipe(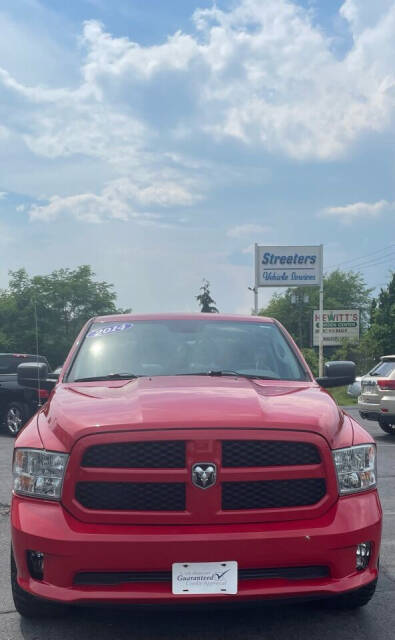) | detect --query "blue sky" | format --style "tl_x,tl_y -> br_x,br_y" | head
0,0 -> 394,314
